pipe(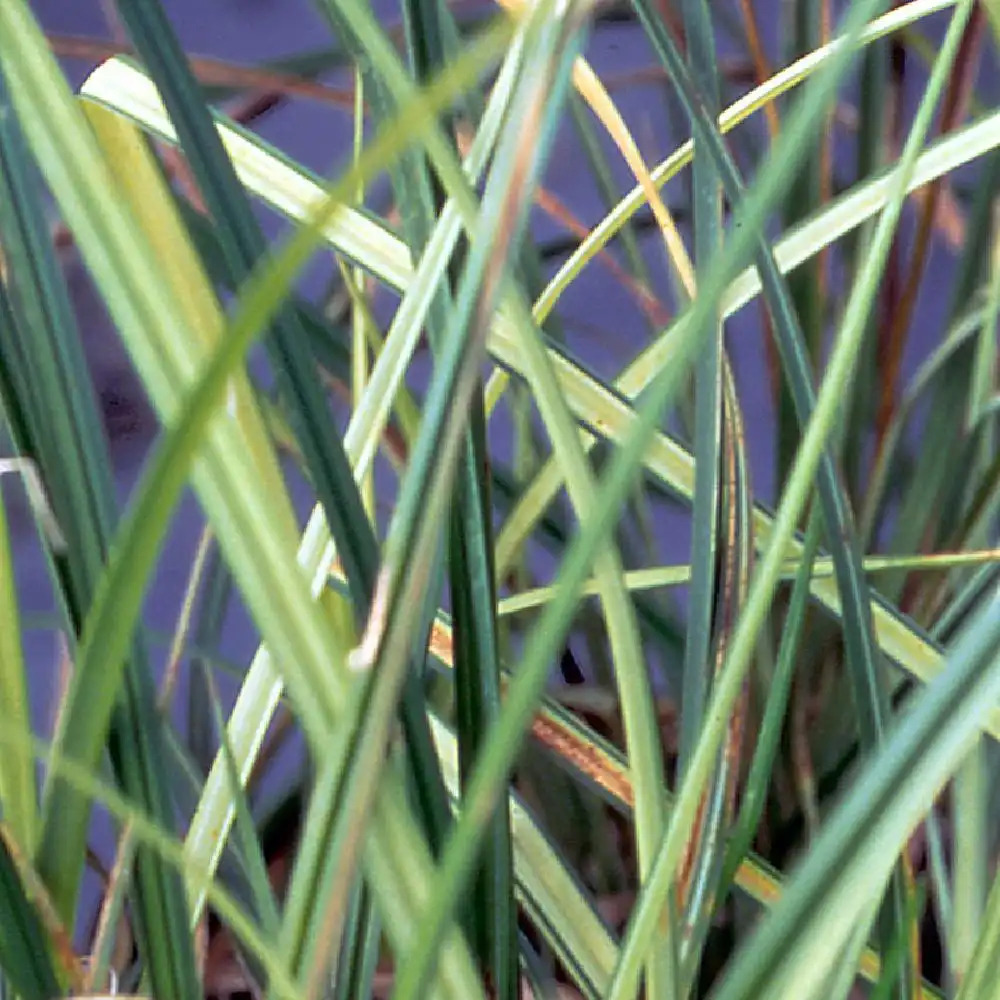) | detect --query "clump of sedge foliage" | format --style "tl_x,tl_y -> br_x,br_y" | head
0,0 -> 998,998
